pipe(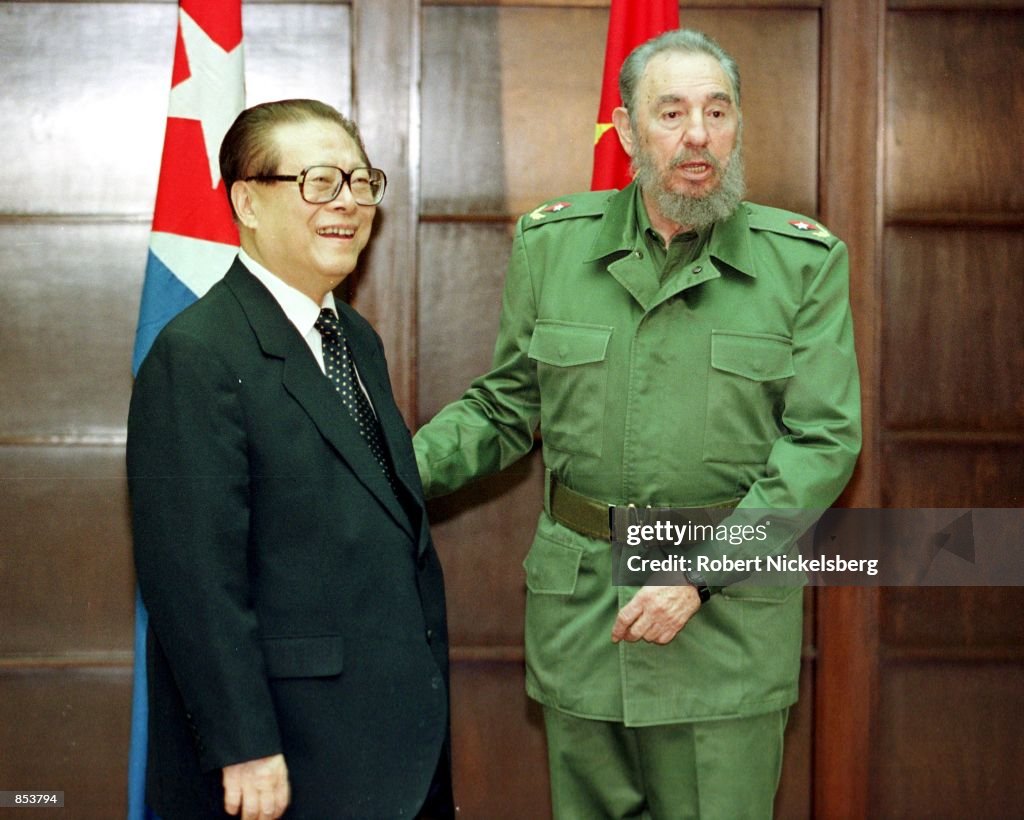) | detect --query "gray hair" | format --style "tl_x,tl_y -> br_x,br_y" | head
619,29 -> 741,127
